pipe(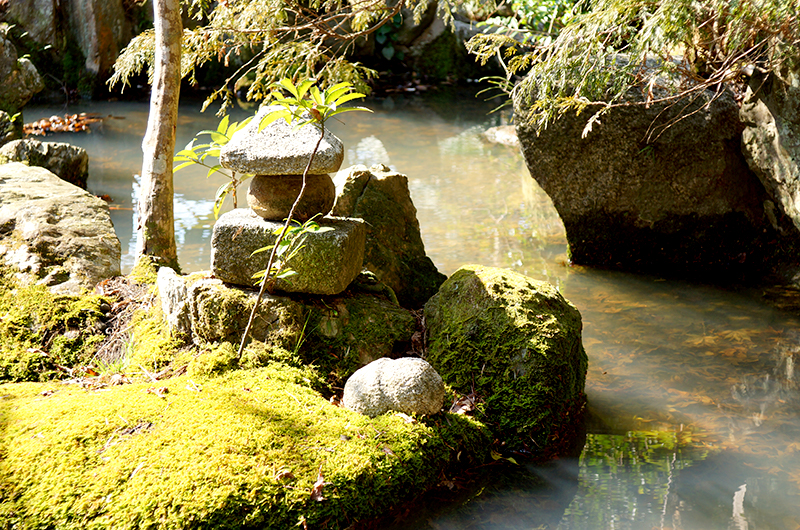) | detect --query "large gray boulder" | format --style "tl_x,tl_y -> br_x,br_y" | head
0,139 -> 89,189
220,105 -> 344,176
342,357 -> 445,417
425,264 -> 587,455
0,163 -> 120,293
332,164 -> 446,307
210,208 -> 365,295
741,70 -> 800,236
5,0 -> 58,45
515,83 -> 784,280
